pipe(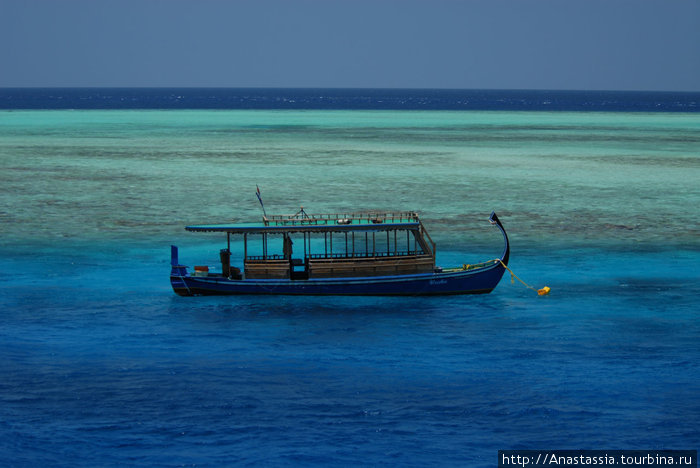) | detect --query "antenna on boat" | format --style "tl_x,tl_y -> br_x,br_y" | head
294,206 -> 309,219
255,185 -> 267,219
